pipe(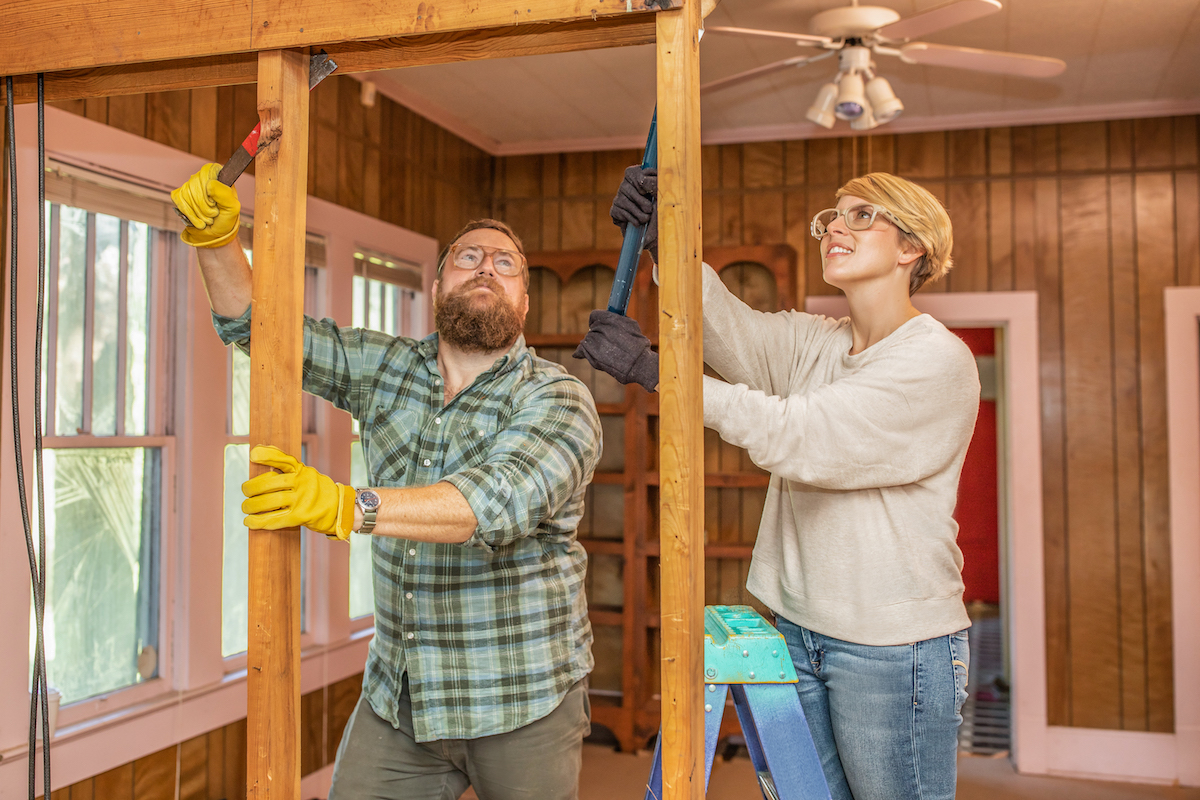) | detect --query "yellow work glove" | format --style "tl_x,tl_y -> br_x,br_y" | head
171,163 -> 241,249
241,445 -> 356,541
